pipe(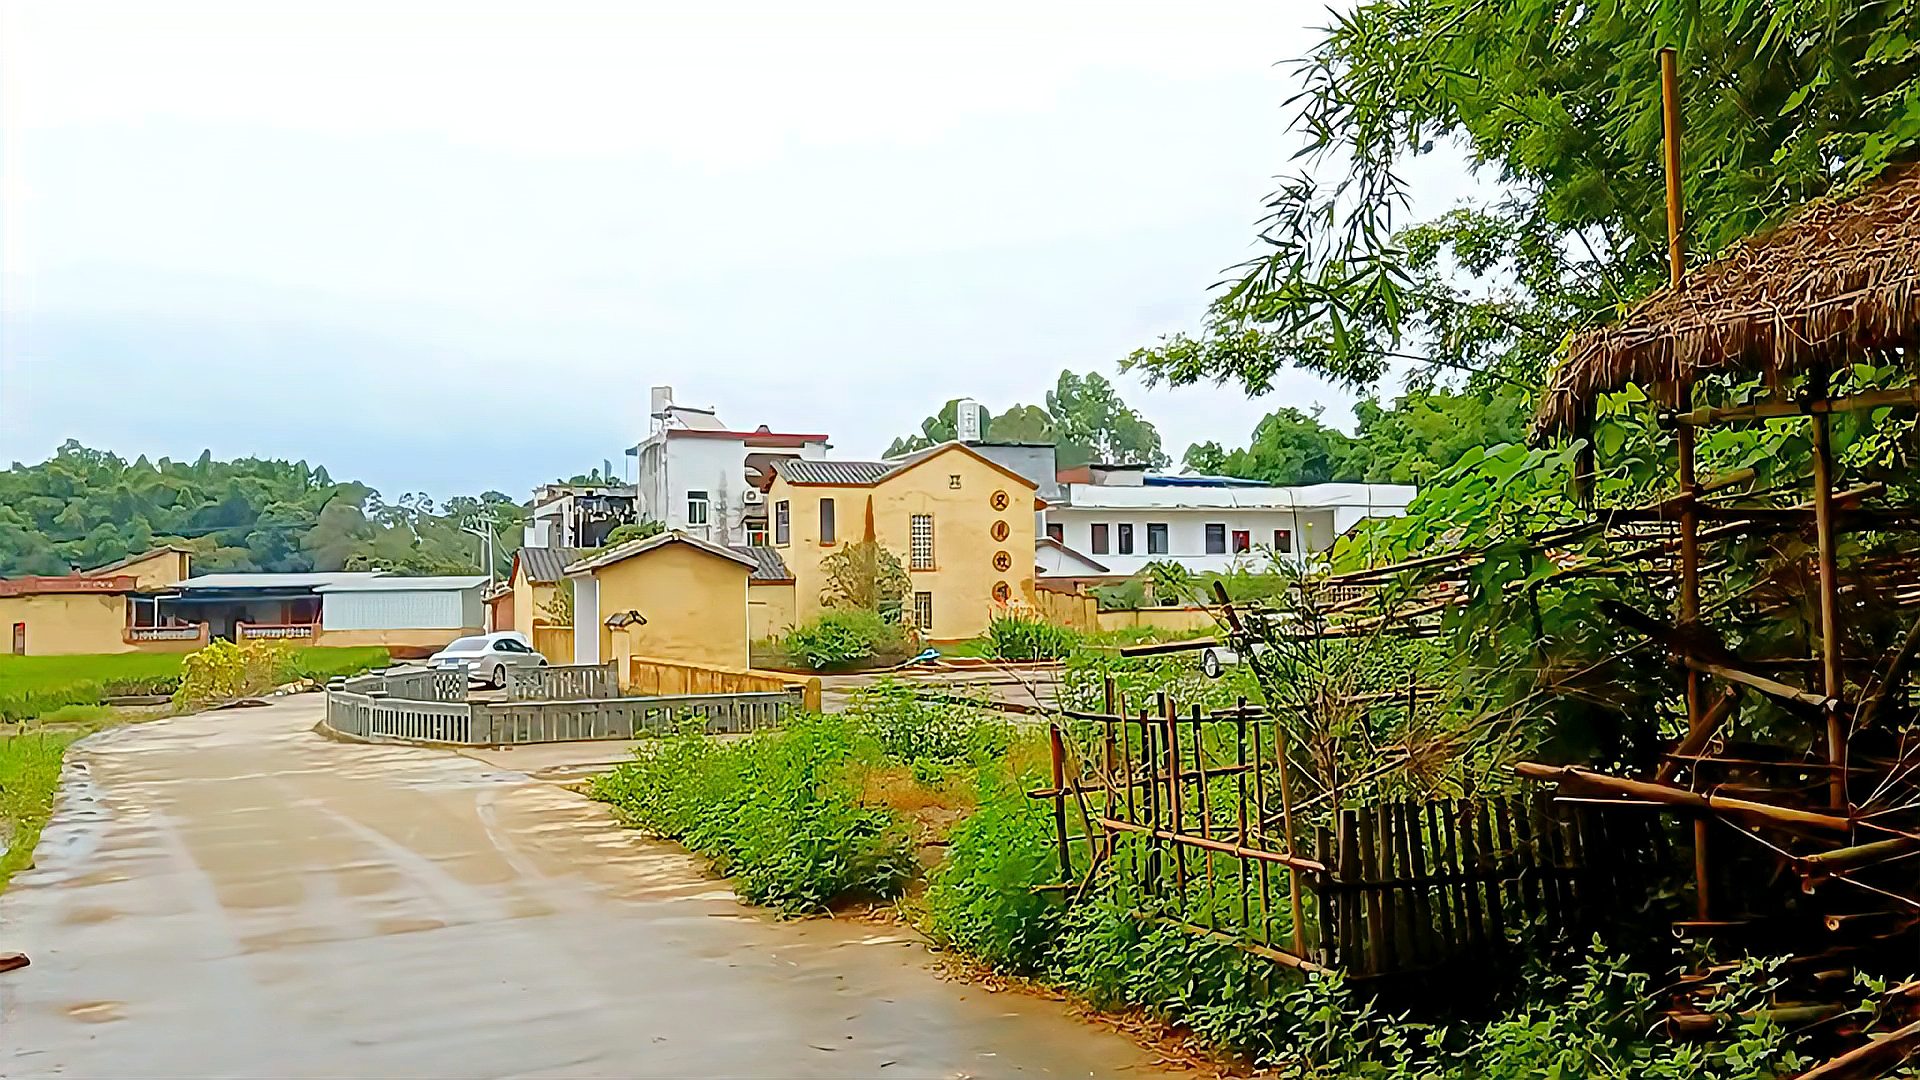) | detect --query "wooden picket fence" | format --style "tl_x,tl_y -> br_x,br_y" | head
1035,695 -> 1663,981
